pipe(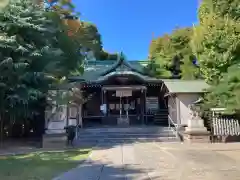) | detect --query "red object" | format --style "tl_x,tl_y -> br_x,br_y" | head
67,31 -> 73,37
